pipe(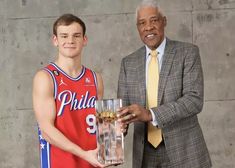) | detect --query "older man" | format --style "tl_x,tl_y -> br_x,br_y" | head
118,0 -> 212,167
